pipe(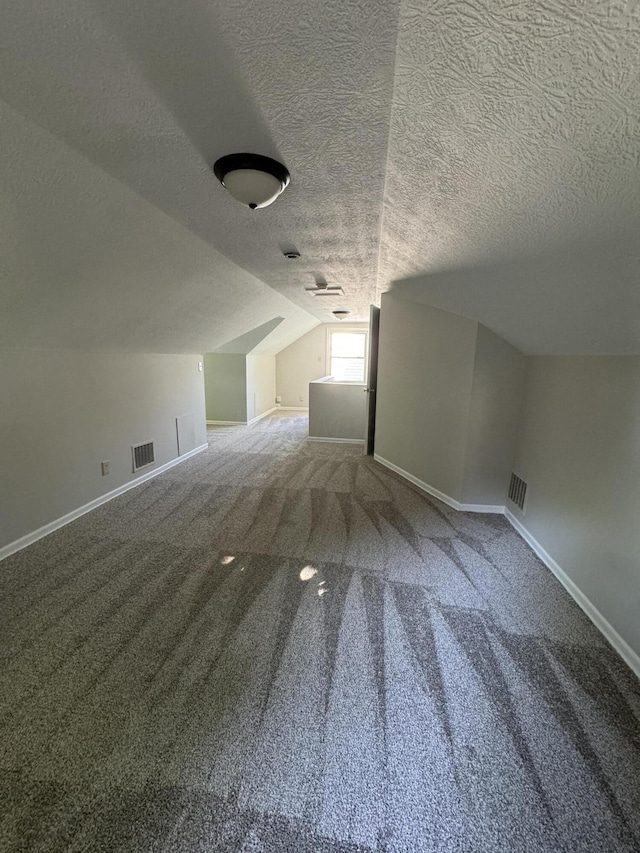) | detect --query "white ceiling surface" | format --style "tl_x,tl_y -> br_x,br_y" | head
0,0 -> 398,347
1,0 -> 640,354
378,0 -> 640,354
0,99 -> 316,354
392,236 -> 640,356
214,318 -> 286,355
